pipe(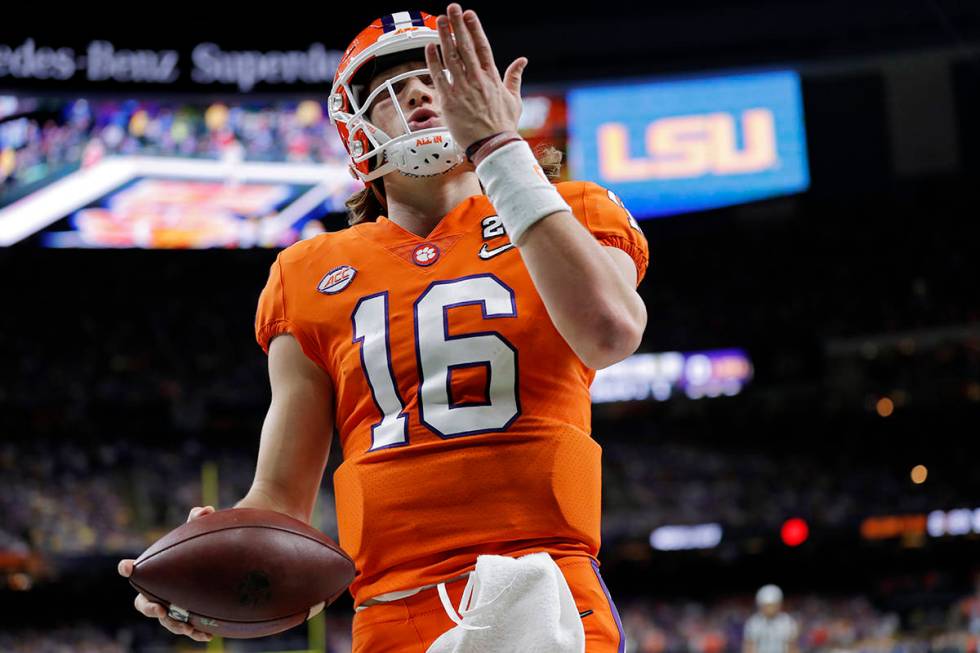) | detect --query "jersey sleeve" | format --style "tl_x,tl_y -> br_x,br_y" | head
255,246 -> 335,382
564,181 -> 650,287
255,254 -> 294,355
